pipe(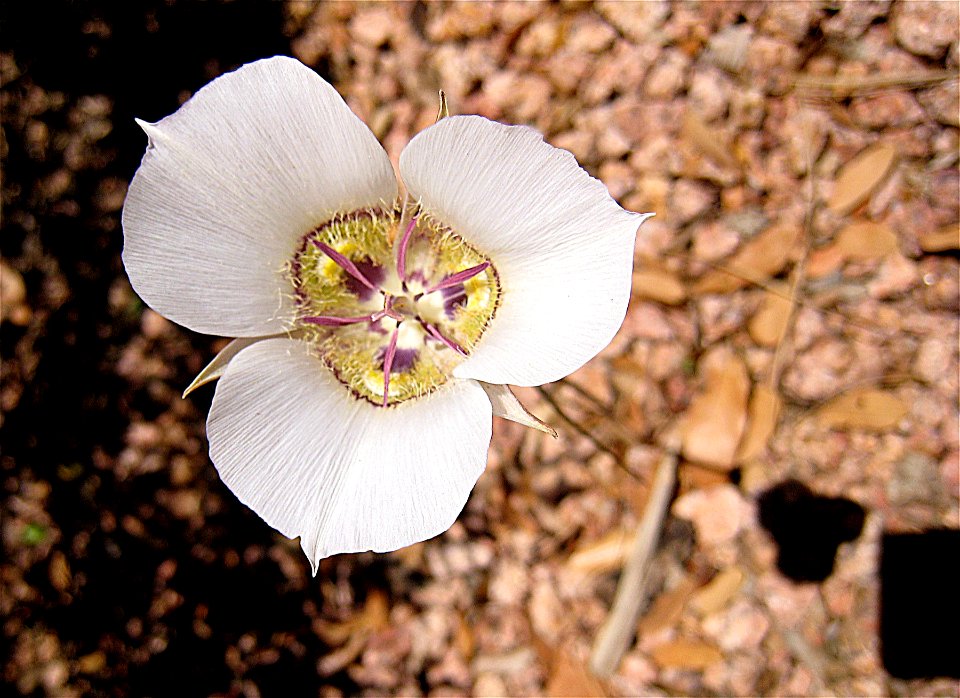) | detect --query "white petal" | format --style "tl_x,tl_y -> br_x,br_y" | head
479,382 -> 557,437
399,115 -> 651,386
206,338 -> 491,573
122,56 -> 398,337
